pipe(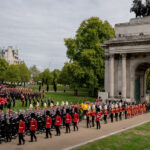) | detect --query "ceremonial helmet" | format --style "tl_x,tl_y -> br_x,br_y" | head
29,104 -> 33,109
50,103 -> 54,107
61,101 -> 65,106
119,102 -> 122,107
104,105 -> 107,110
115,103 -> 118,108
56,102 -> 59,106
66,101 -> 69,106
